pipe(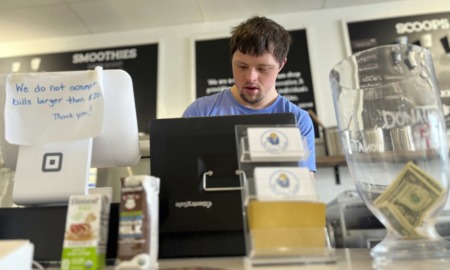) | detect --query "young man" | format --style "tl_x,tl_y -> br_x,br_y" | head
183,16 -> 316,173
